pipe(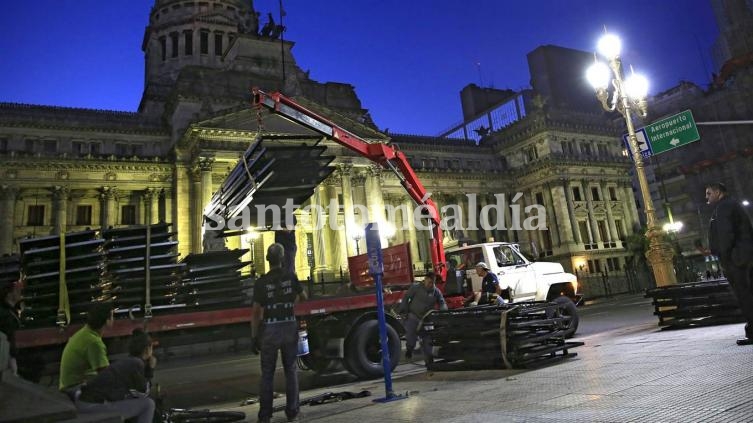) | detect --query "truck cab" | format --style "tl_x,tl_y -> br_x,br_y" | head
445,242 -> 581,335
